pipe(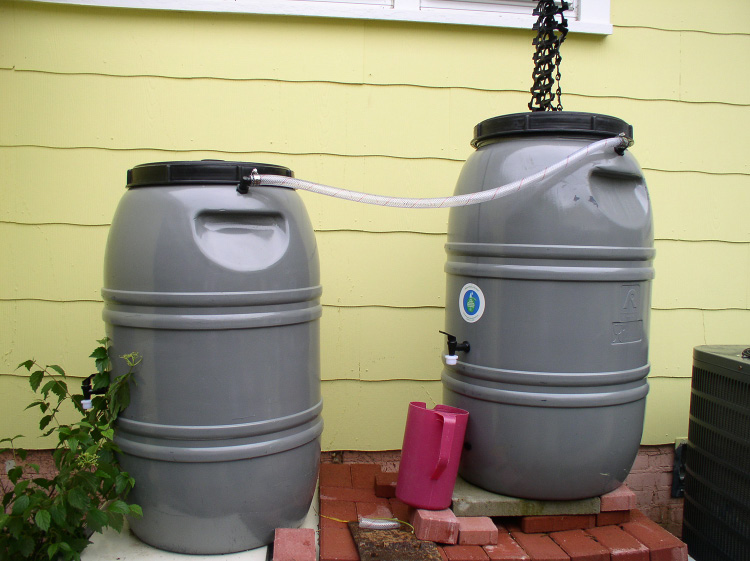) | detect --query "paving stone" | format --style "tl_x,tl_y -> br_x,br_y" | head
320,486 -> 389,504
412,509 -> 460,544
484,524 -> 529,561
549,529 -> 608,561
458,517 -> 498,545
520,515 -> 596,534
356,501 -> 394,521
390,498 -> 415,523
600,485 -> 637,512
351,464 -> 383,489
586,526 -> 649,561
452,477 -> 600,517
320,527 -> 360,561
620,513 -> 688,561
320,464 -> 353,488
442,545 -> 490,561
320,499 -> 358,529
375,472 -> 398,498
273,528 -> 316,561
509,527 -> 570,561
595,510 -> 631,526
